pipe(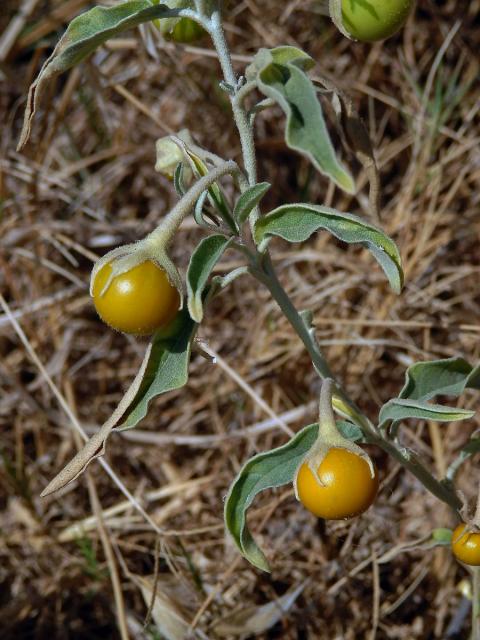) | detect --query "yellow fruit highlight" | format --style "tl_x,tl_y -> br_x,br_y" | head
297,447 -> 378,519
92,260 -> 180,335
451,524 -> 480,566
